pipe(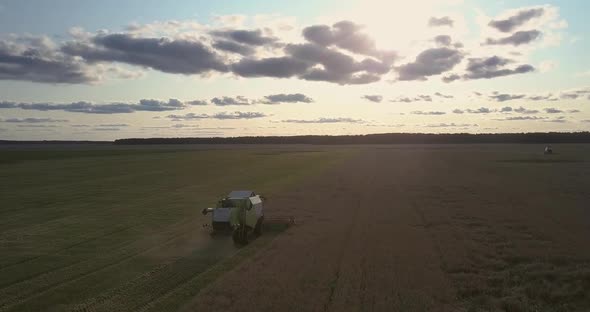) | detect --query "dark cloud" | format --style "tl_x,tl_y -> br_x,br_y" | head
464,56 -> 534,80
361,95 -> 383,103
211,96 -> 251,106
167,111 -> 267,120
428,16 -> 454,27
452,109 -> 464,114
411,111 -> 446,115
1,117 -> 68,123
261,93 -> 313,104
230,56 -> 310,78
284,43 -> 390,84
434,92 -> 453,99
466,107 -> 493,114
397,47 -> 464,81
485,30 -> 541,46
63,33 -> 228,75
434,35 -> 452,47
568,109 -> 581,113
544,108 -> 563,114
442,74 -> 461,83
514,106 -> 539,114
1,99 -> 185,114
489,93 -> 526,102
0,36 -> 97,84
211,29 -> 278,46
212,40 -> 255,56
302,21 -> 395,61
489,8 -> 545,33
281,117 -> 363,124
188,100 -> 208,106
500,106 -> 513,112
